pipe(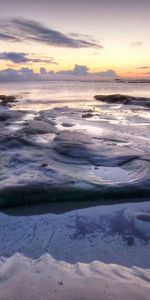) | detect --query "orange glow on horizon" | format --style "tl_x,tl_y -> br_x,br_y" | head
0,59 -> 150,79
